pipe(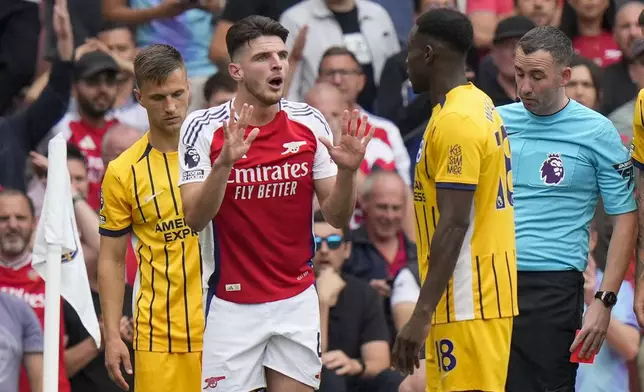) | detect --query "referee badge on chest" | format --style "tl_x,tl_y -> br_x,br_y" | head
539,153 -> 565,185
